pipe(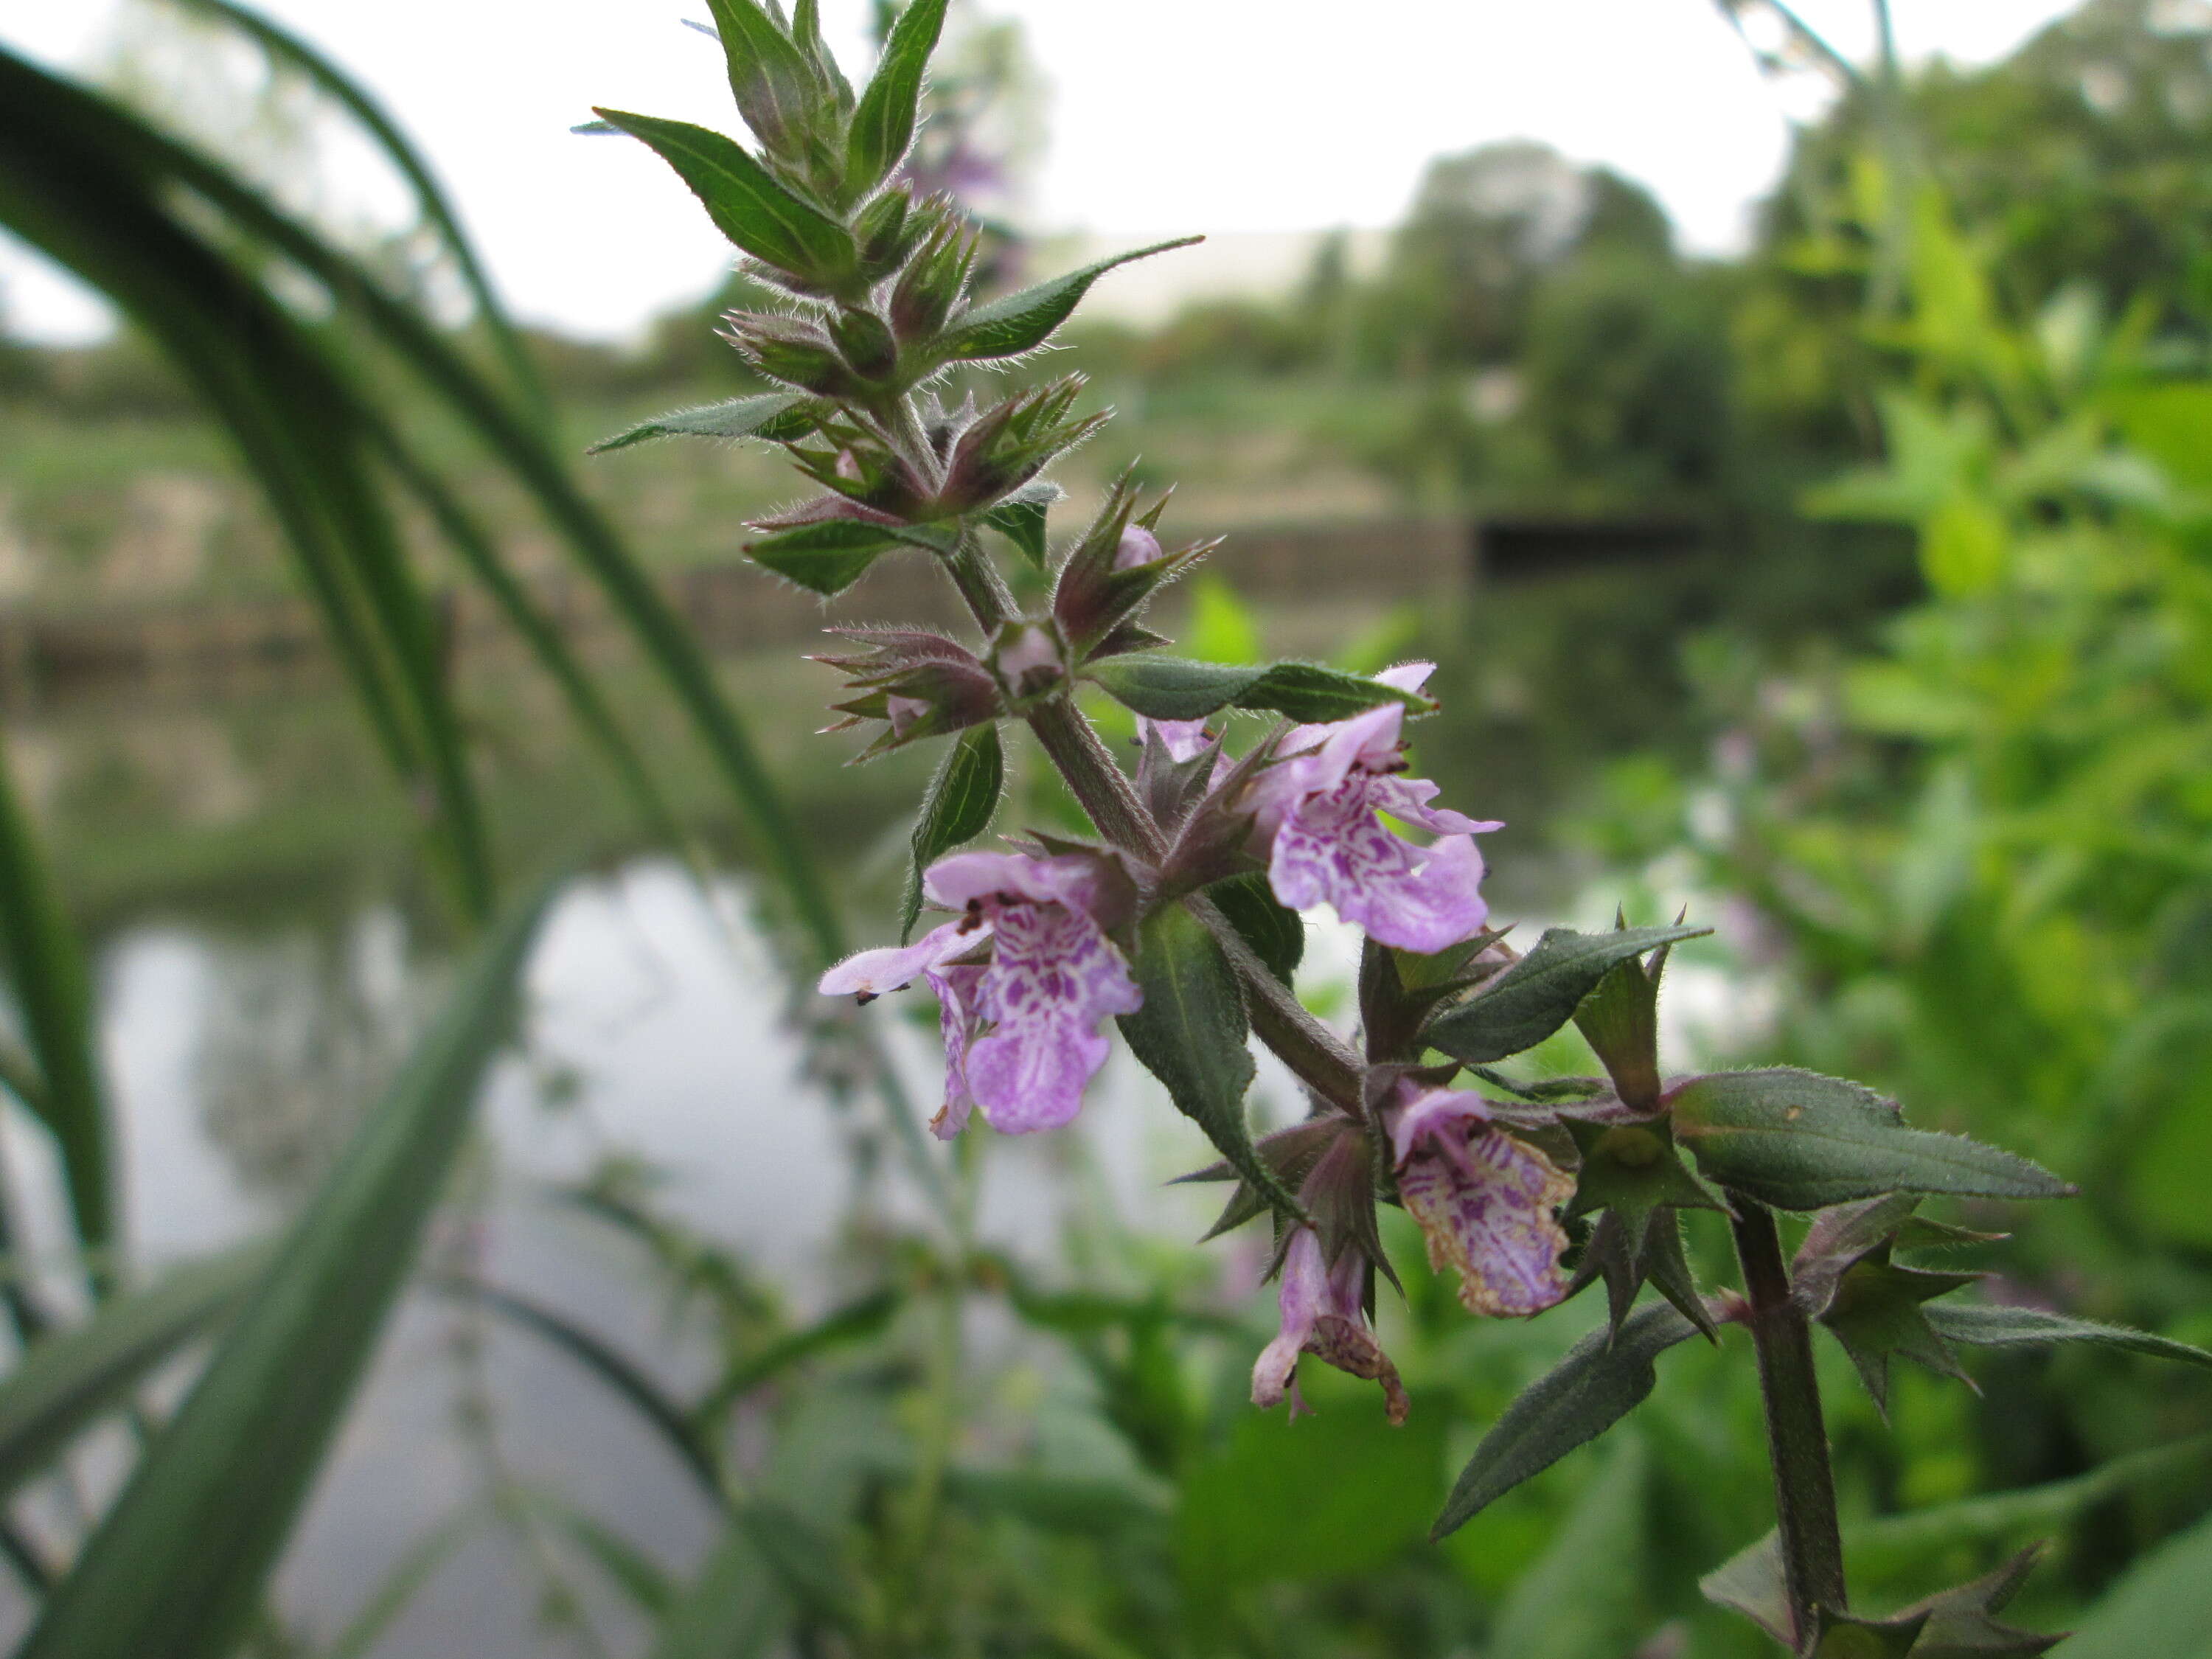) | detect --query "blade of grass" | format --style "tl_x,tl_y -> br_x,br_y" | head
0,90 -> 495,921
13,881 -> 553,1659
0,49 -> 846,961
0,1242 -> 270,1500
167,0 -> 554,425
0,723 -> 112,1259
